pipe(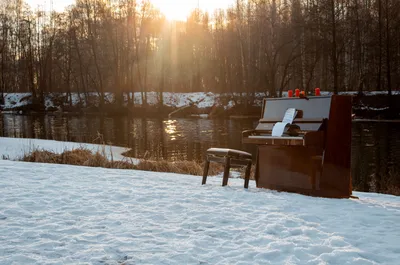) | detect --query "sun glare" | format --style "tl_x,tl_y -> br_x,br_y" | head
150,0 -> 233,21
